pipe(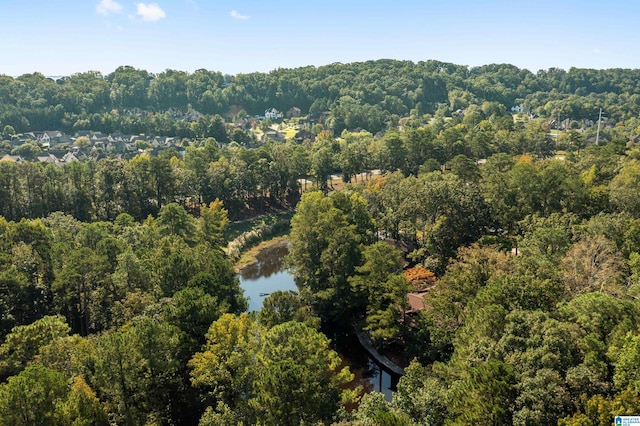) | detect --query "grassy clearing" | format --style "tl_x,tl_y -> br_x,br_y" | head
283,126 -> 298,138
513,113 -> 530,124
